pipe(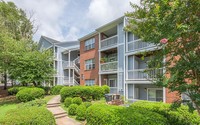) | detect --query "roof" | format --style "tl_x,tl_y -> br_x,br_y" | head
78,16 -> 124,41
41,36 -> 60,44
78,31 -> 98,41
